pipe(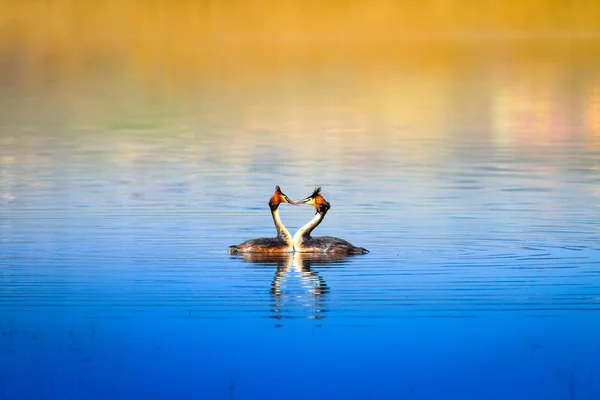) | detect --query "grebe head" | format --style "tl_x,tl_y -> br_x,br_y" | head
298,187 -> 331,215
269,186 -> 298,210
